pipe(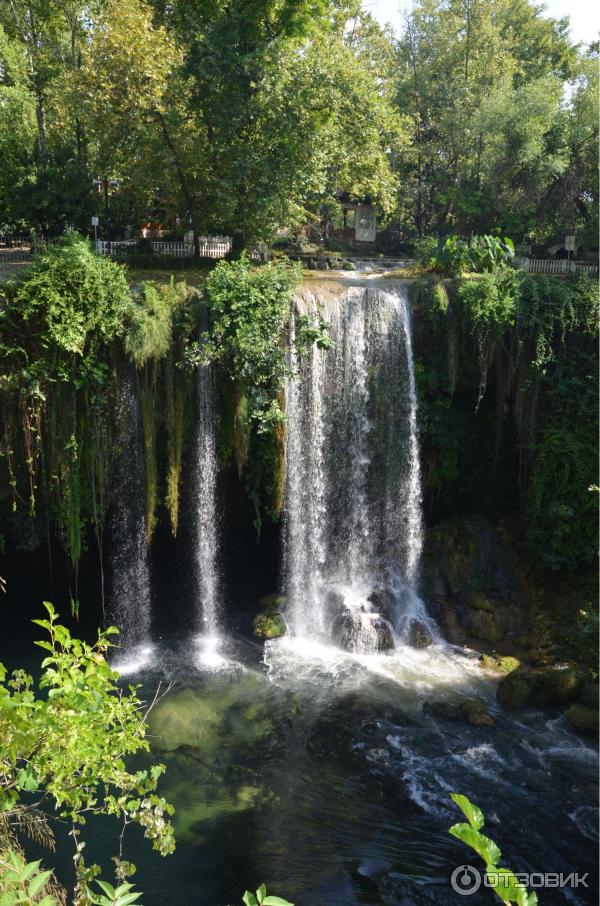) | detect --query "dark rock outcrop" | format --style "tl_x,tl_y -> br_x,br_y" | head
407,619 -> 433,648
497,664 -> 584,711
421,518 -> 524,648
